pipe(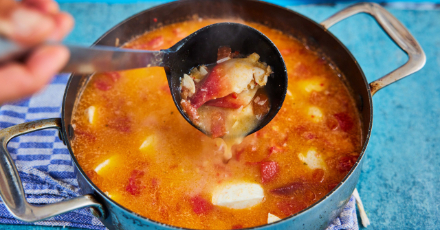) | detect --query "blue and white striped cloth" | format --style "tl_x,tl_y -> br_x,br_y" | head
0,74 -> 358,229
